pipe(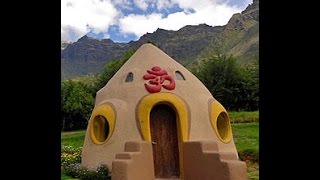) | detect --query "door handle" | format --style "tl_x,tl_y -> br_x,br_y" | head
152,141 -> 157,145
